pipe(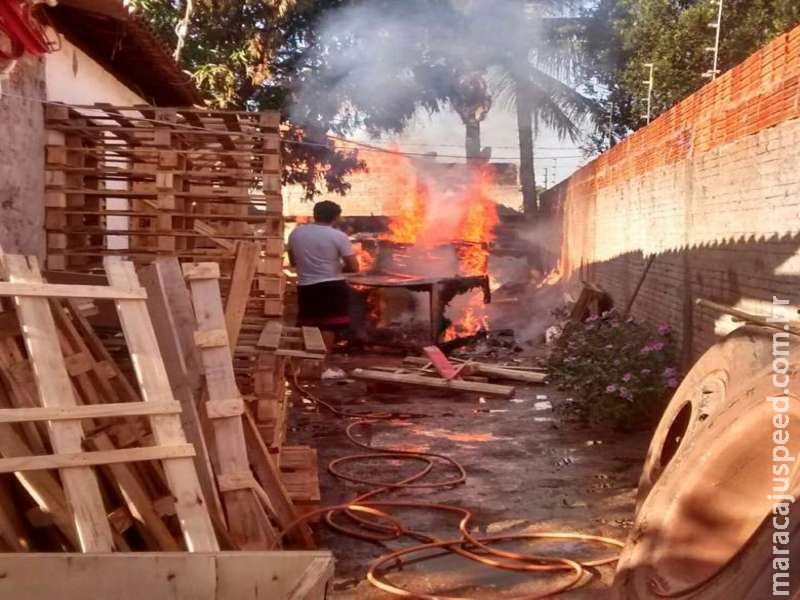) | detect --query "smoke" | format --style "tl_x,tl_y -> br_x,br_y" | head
291,0 -> 556,135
